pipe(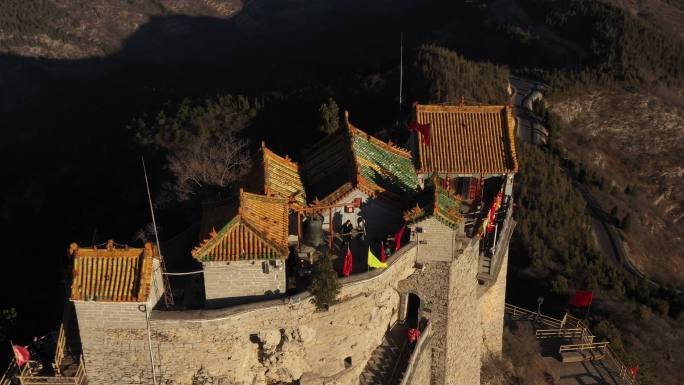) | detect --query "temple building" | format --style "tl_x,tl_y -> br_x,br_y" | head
412,103 -> 518,199
301,112 -> 419,244
8,102 -> 521,385
192,189 -> 290,304
243,141 -> 307,208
